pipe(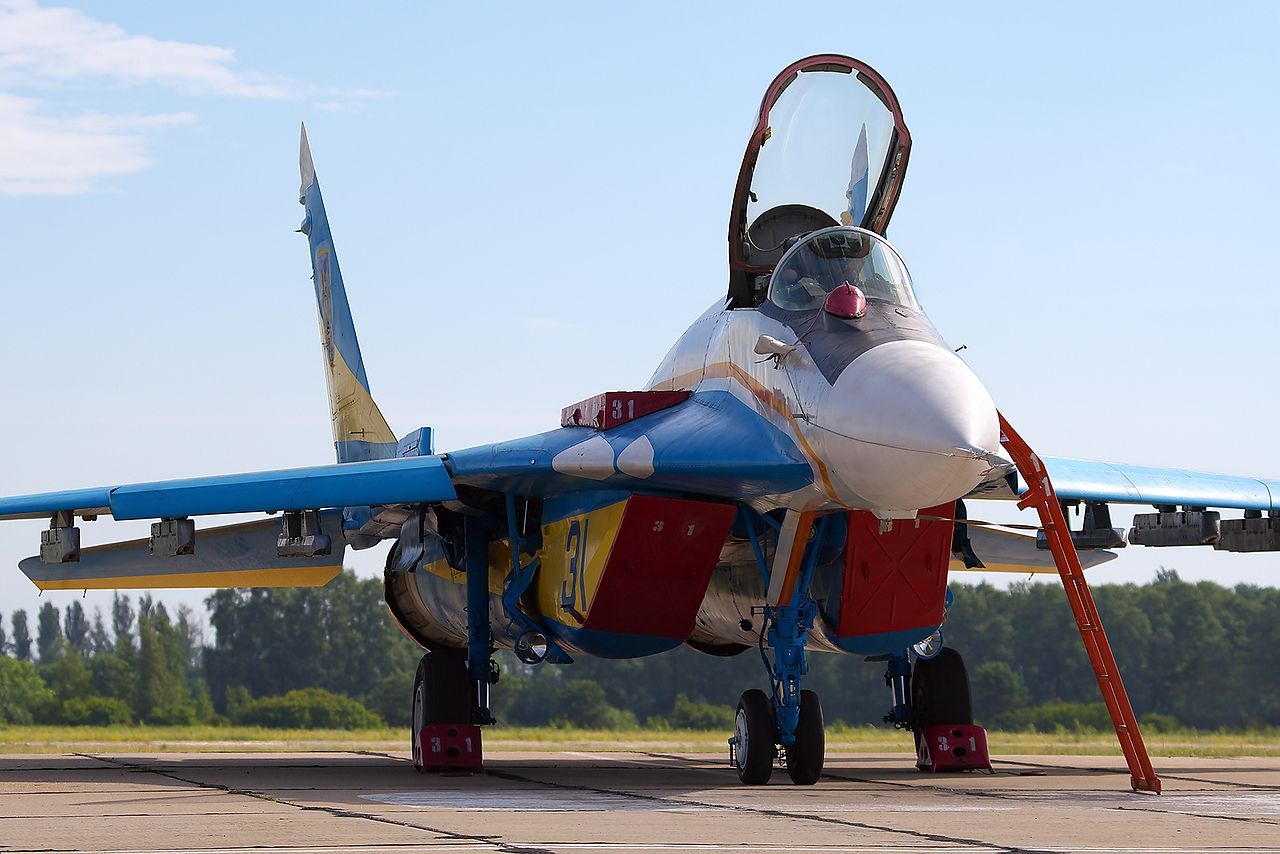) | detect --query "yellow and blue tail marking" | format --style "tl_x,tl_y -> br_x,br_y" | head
298,124 -> 396,462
